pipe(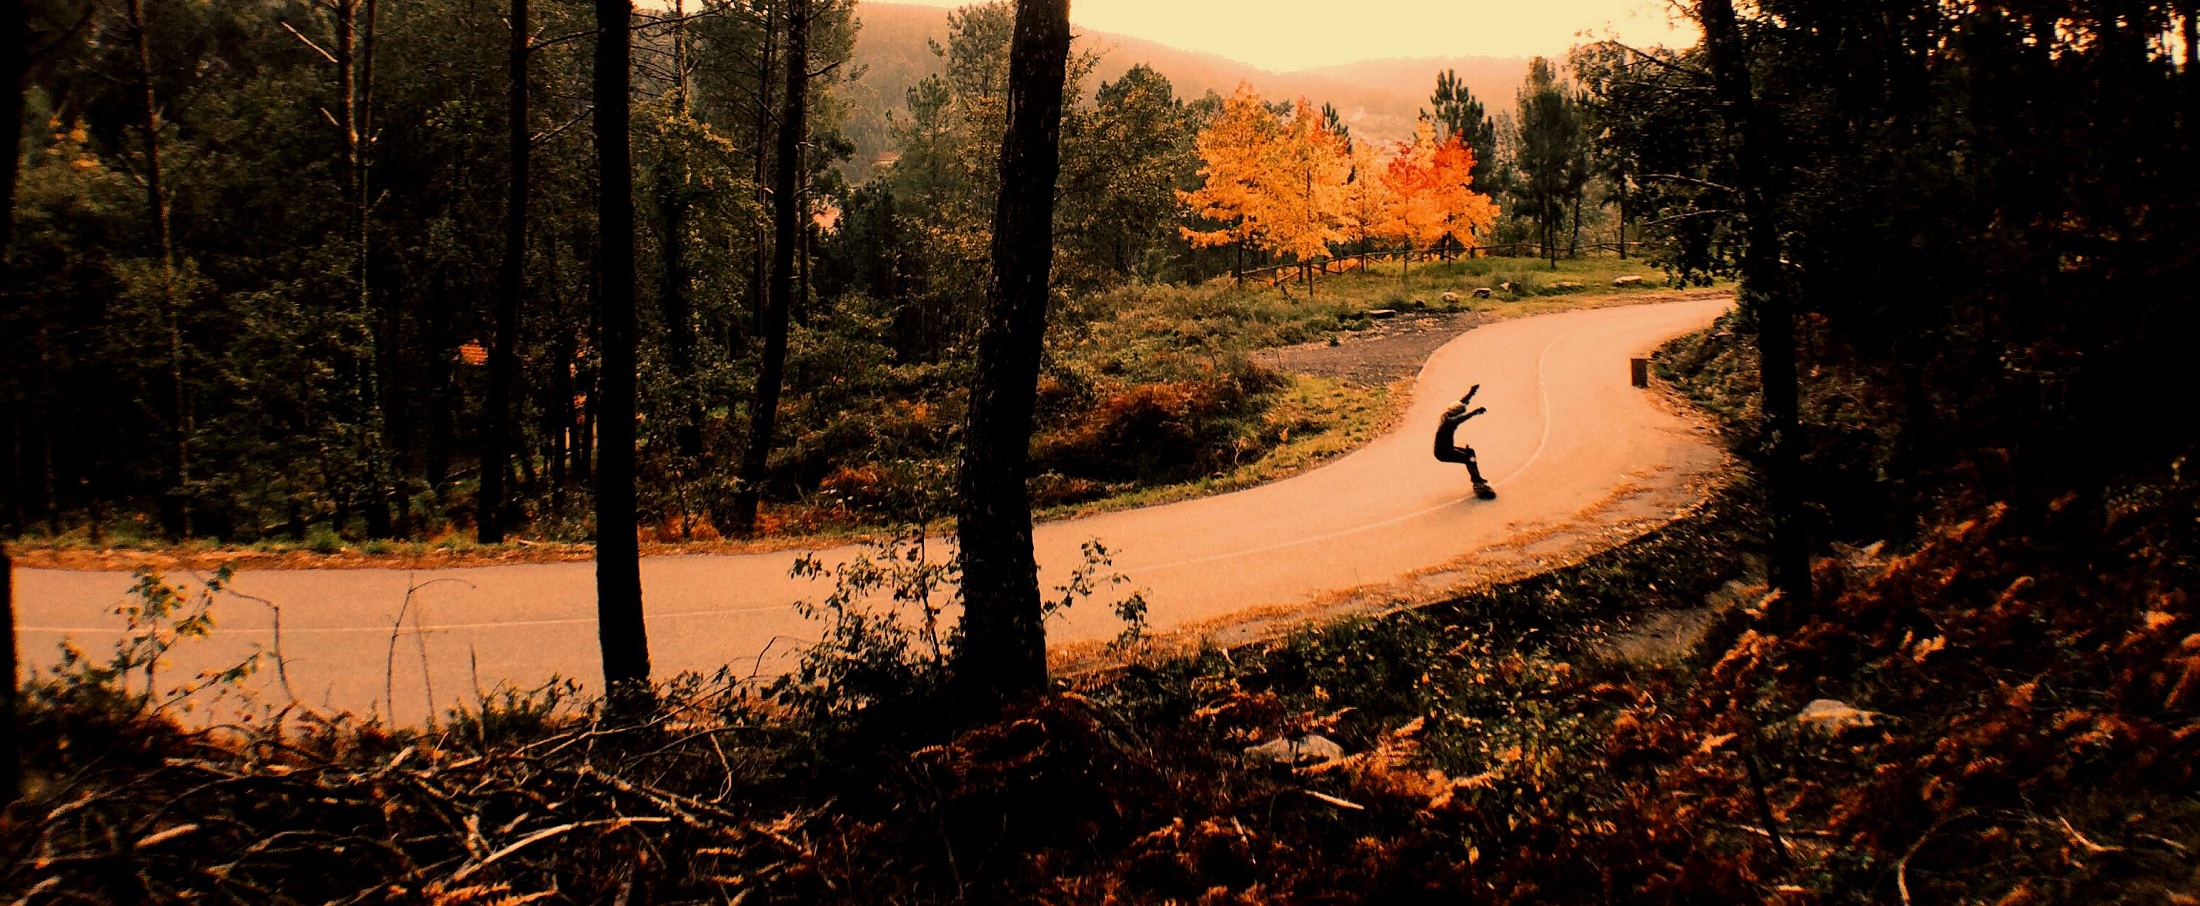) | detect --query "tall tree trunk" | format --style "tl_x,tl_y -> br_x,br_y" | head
671,0 -> 689,98
360,0 -> 395,539
658,0 -> 704,462
1700,0 -> 1812,607
127,0 -> 190,539
748,0 -> 779,337
575,299 -> 595,493
1,544 -> 14,805
953,0 -> 1071,706
593,0 -> 651,712
2184,0 -> 2198,136
658,0 -> 704,465
481,0 -> 529,543
35,331 -> 54,535
1548,202 -> 1560,269
797,204 -> 811,323
2185,0 -> 2198,74
549,323 -> 575,509
659,194 -> 704,458
332,0 -> 392,538
1568,190 -> 1582,257
1616,161 -> 1629,259
3,0 -> 25,806
728,0 -> 808,537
